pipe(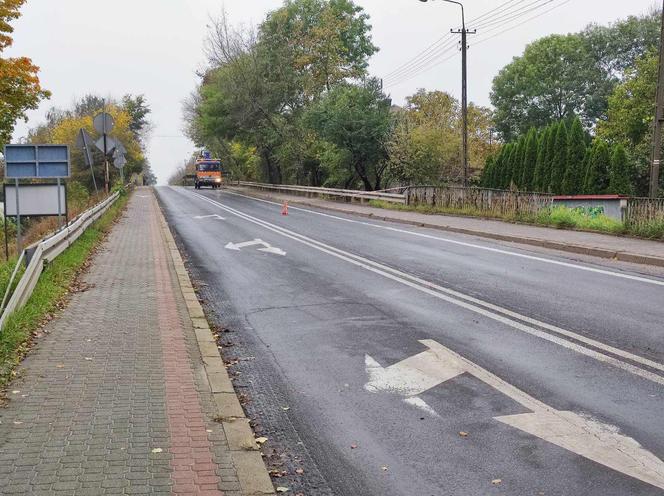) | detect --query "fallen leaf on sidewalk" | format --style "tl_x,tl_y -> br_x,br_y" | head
255,437 -> 268,444
492,479 -> 502,485
13,421 -> 22,425
381,466 -> 388,472
459,431 -> 469,438
84,357 -> 93,361
295,468 -> 304,475
151,448 -> 163,453
282,406 -> 290,411
350,444 -> 358,449
11,390 -> 20,394
276,487 -> 289,493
